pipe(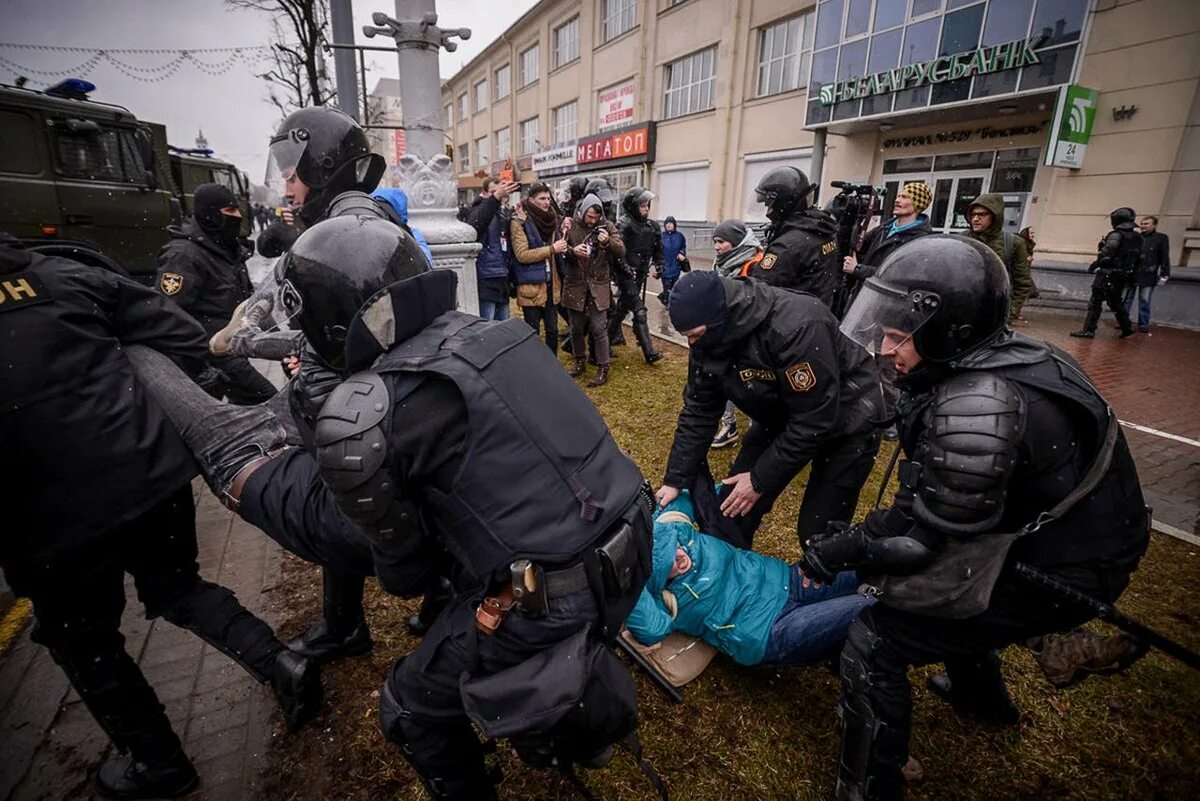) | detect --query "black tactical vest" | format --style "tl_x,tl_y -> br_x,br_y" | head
375,312 -> 647,579
1114,229 -> 1144,277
